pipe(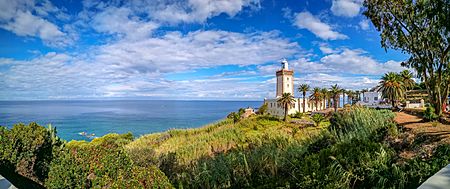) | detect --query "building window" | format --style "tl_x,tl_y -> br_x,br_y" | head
287,78 -> 289,81
287,84 -> 289,88
374,97 -> 378,101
